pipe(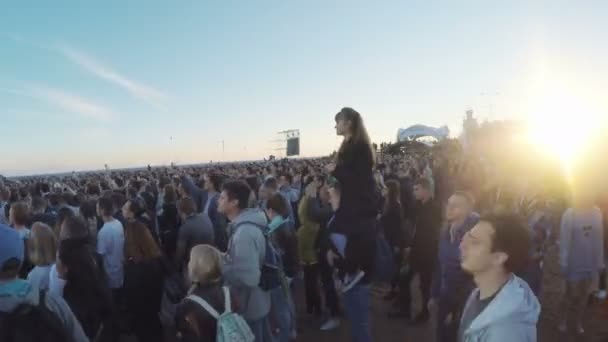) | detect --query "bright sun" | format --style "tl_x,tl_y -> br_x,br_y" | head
525,77 -> 606,175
